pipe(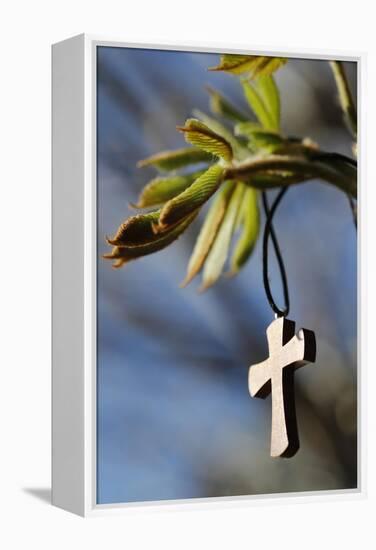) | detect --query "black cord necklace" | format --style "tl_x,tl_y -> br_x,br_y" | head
249,187 -> 317,458
261,188 -> 290,317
